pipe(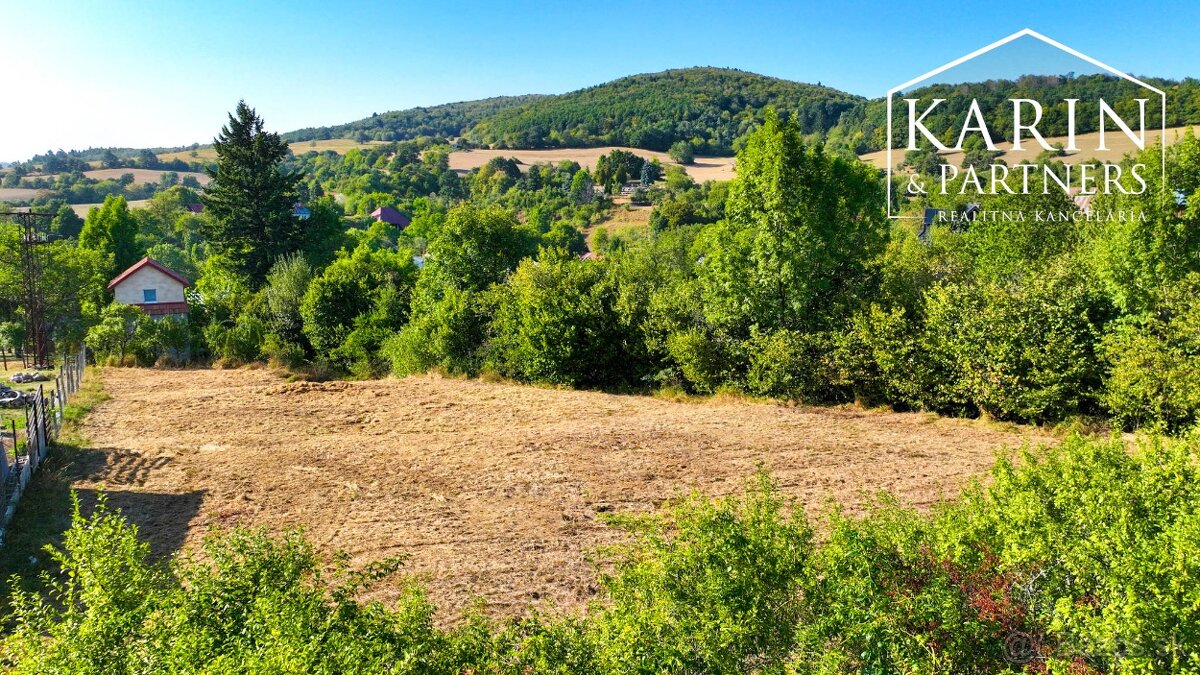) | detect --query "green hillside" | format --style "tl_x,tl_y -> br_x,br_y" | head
462,67 -> 863,154
281,95 -> 547,143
